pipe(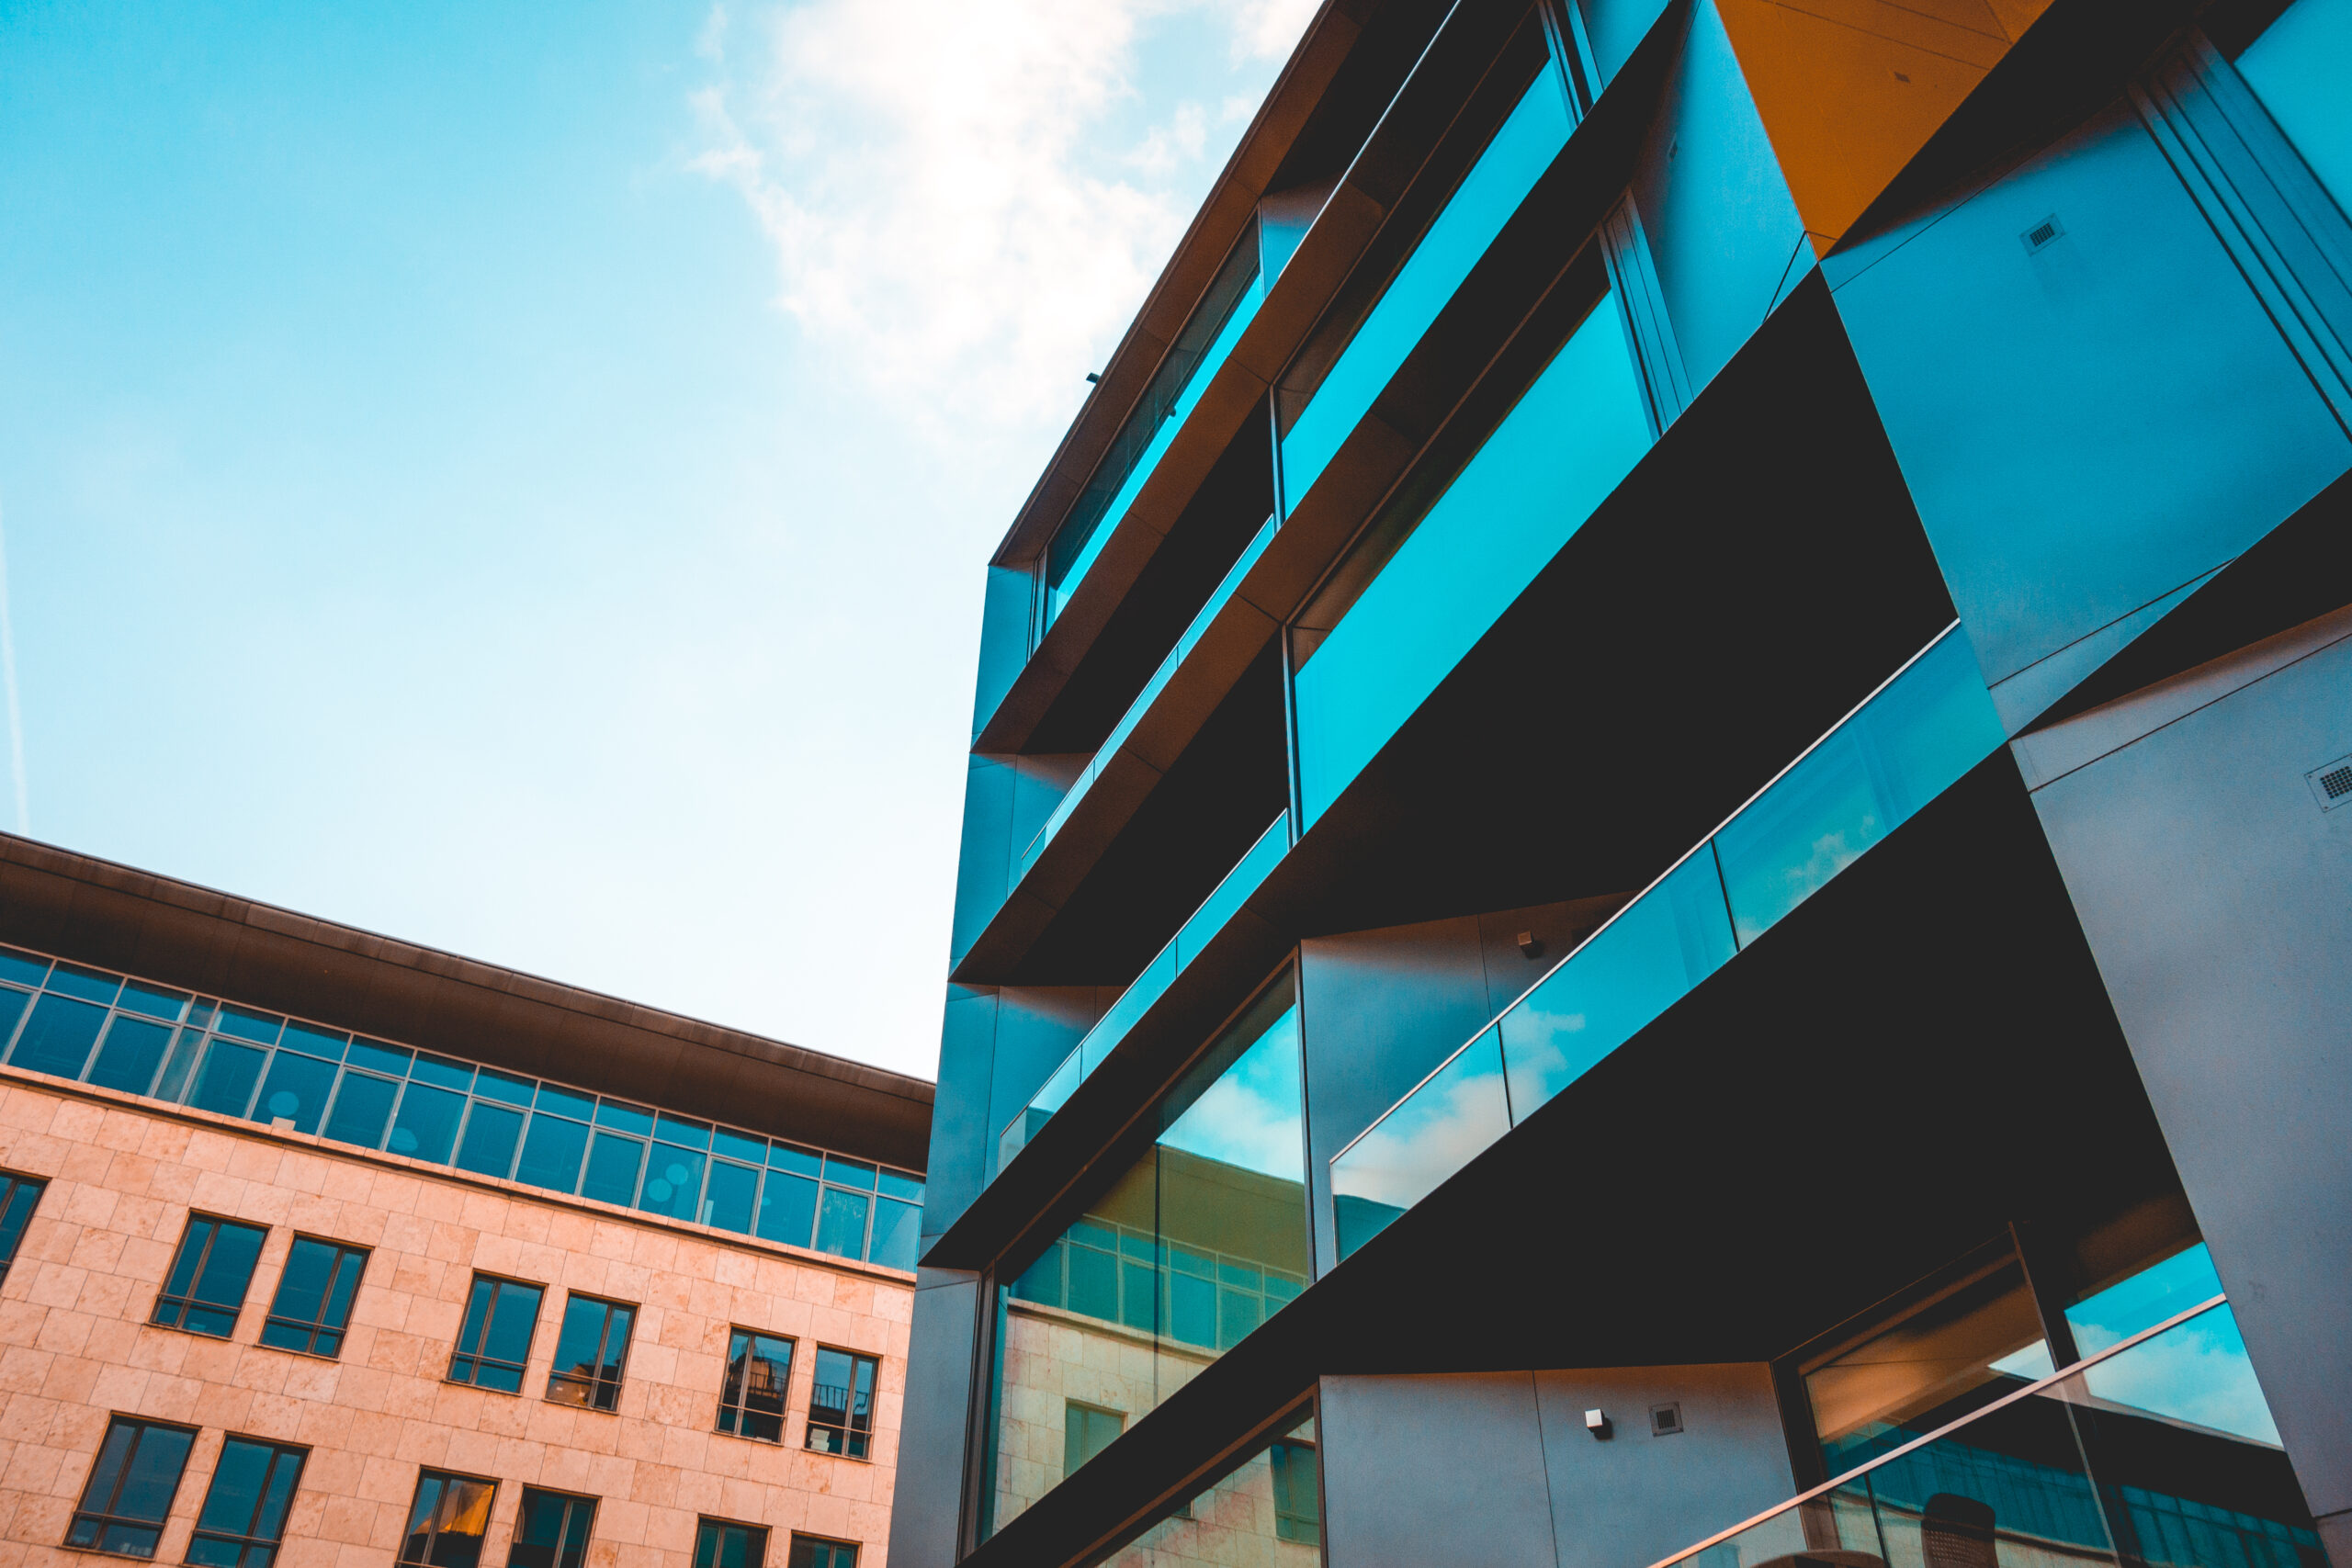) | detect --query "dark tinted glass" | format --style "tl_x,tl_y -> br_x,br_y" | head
514,1114 -> 590,1193
388,1083 -> 466,1164
806,1348 -> 876,1458
702,1161 -> 758,1234
448,1276 -> 544,1393
253,1049 -> 338,1134
533,1084 -> 595,1120
581,1133 -> 643,1206
692,1520 -> 766,1568
594,1100 -> 652,1136
86,1016 -> 173,1095
508,1489 -> 595,1568
213,1007 -> 282,1044
187,1438 -> 306,1568
400,1472 -> 494,1568
0,946 -> 48,987
786,1539 -> 859,1568
345,1039 -> 412,1076
278,1023 -> 347,1059
0,1174 -> 45,1278
547,1295 -> 633,1411
45,963 -> 120,1004
716,1329 -> 794,1442
756,1173 -> 819,1247
188,1039 -> 269,1117
472,1069 -> 534,1106
68,1418 -> 194,1559
9,994 -> 107,1079
410,1054 -> 473,1091
116,982 -> 190,1021
455,1103 -> 526,1179
322,1071 -> 400,1149
261,1237 -> 367,1357
0,987 -> 27,1053
153,1216 -> 266,1337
